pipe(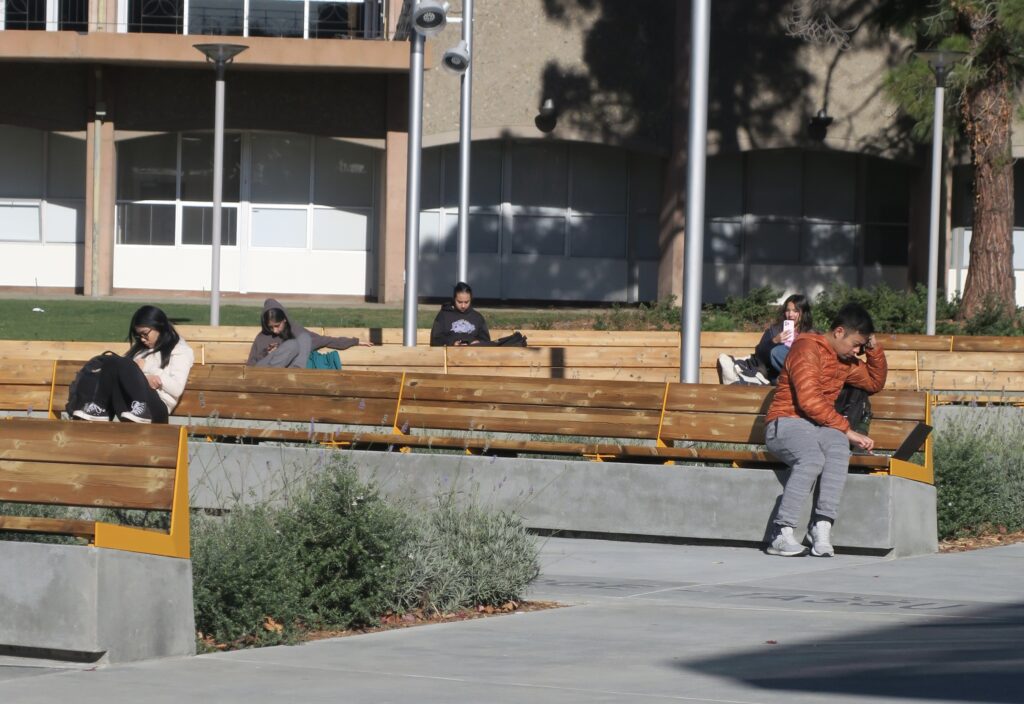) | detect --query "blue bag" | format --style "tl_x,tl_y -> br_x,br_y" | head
306,350 -> 342,370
